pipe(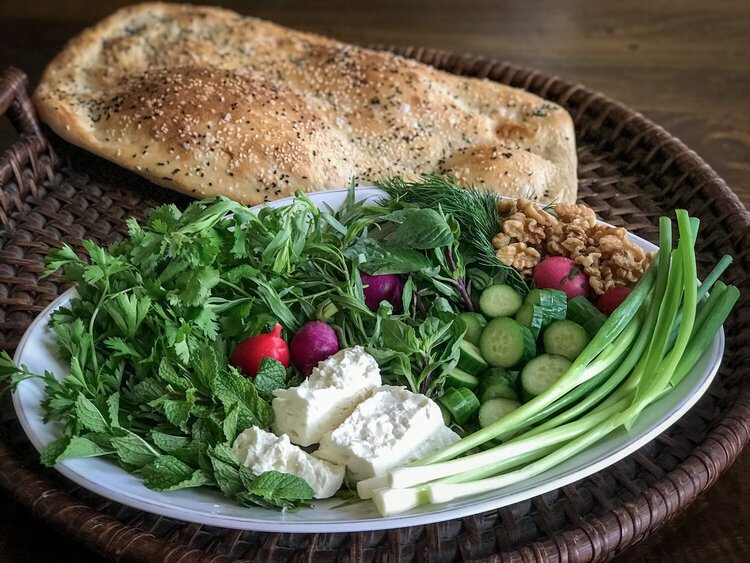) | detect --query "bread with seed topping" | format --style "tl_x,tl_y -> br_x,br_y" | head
33,2 -> 577,204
